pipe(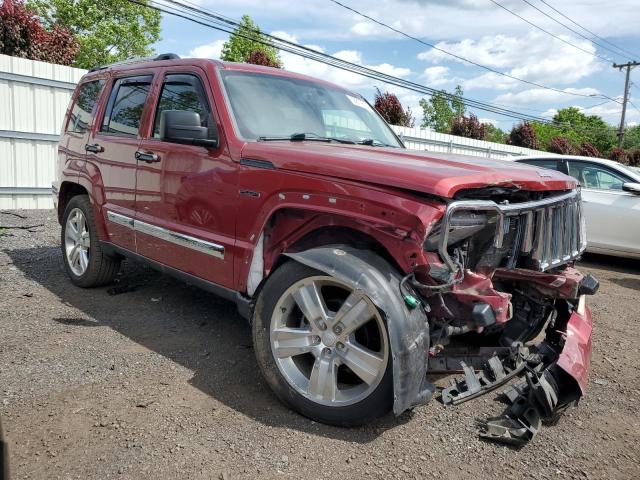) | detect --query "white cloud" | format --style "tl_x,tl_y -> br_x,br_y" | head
273,31 -> 411,92
422,66 -> 451,87
418,31 -> 601,87
189,39 -> 225,59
